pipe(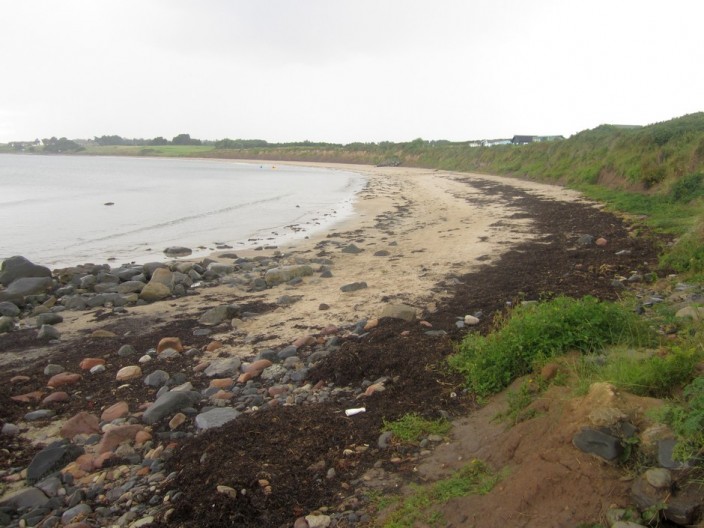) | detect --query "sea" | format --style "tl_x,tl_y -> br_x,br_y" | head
0,154 -> 366,269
